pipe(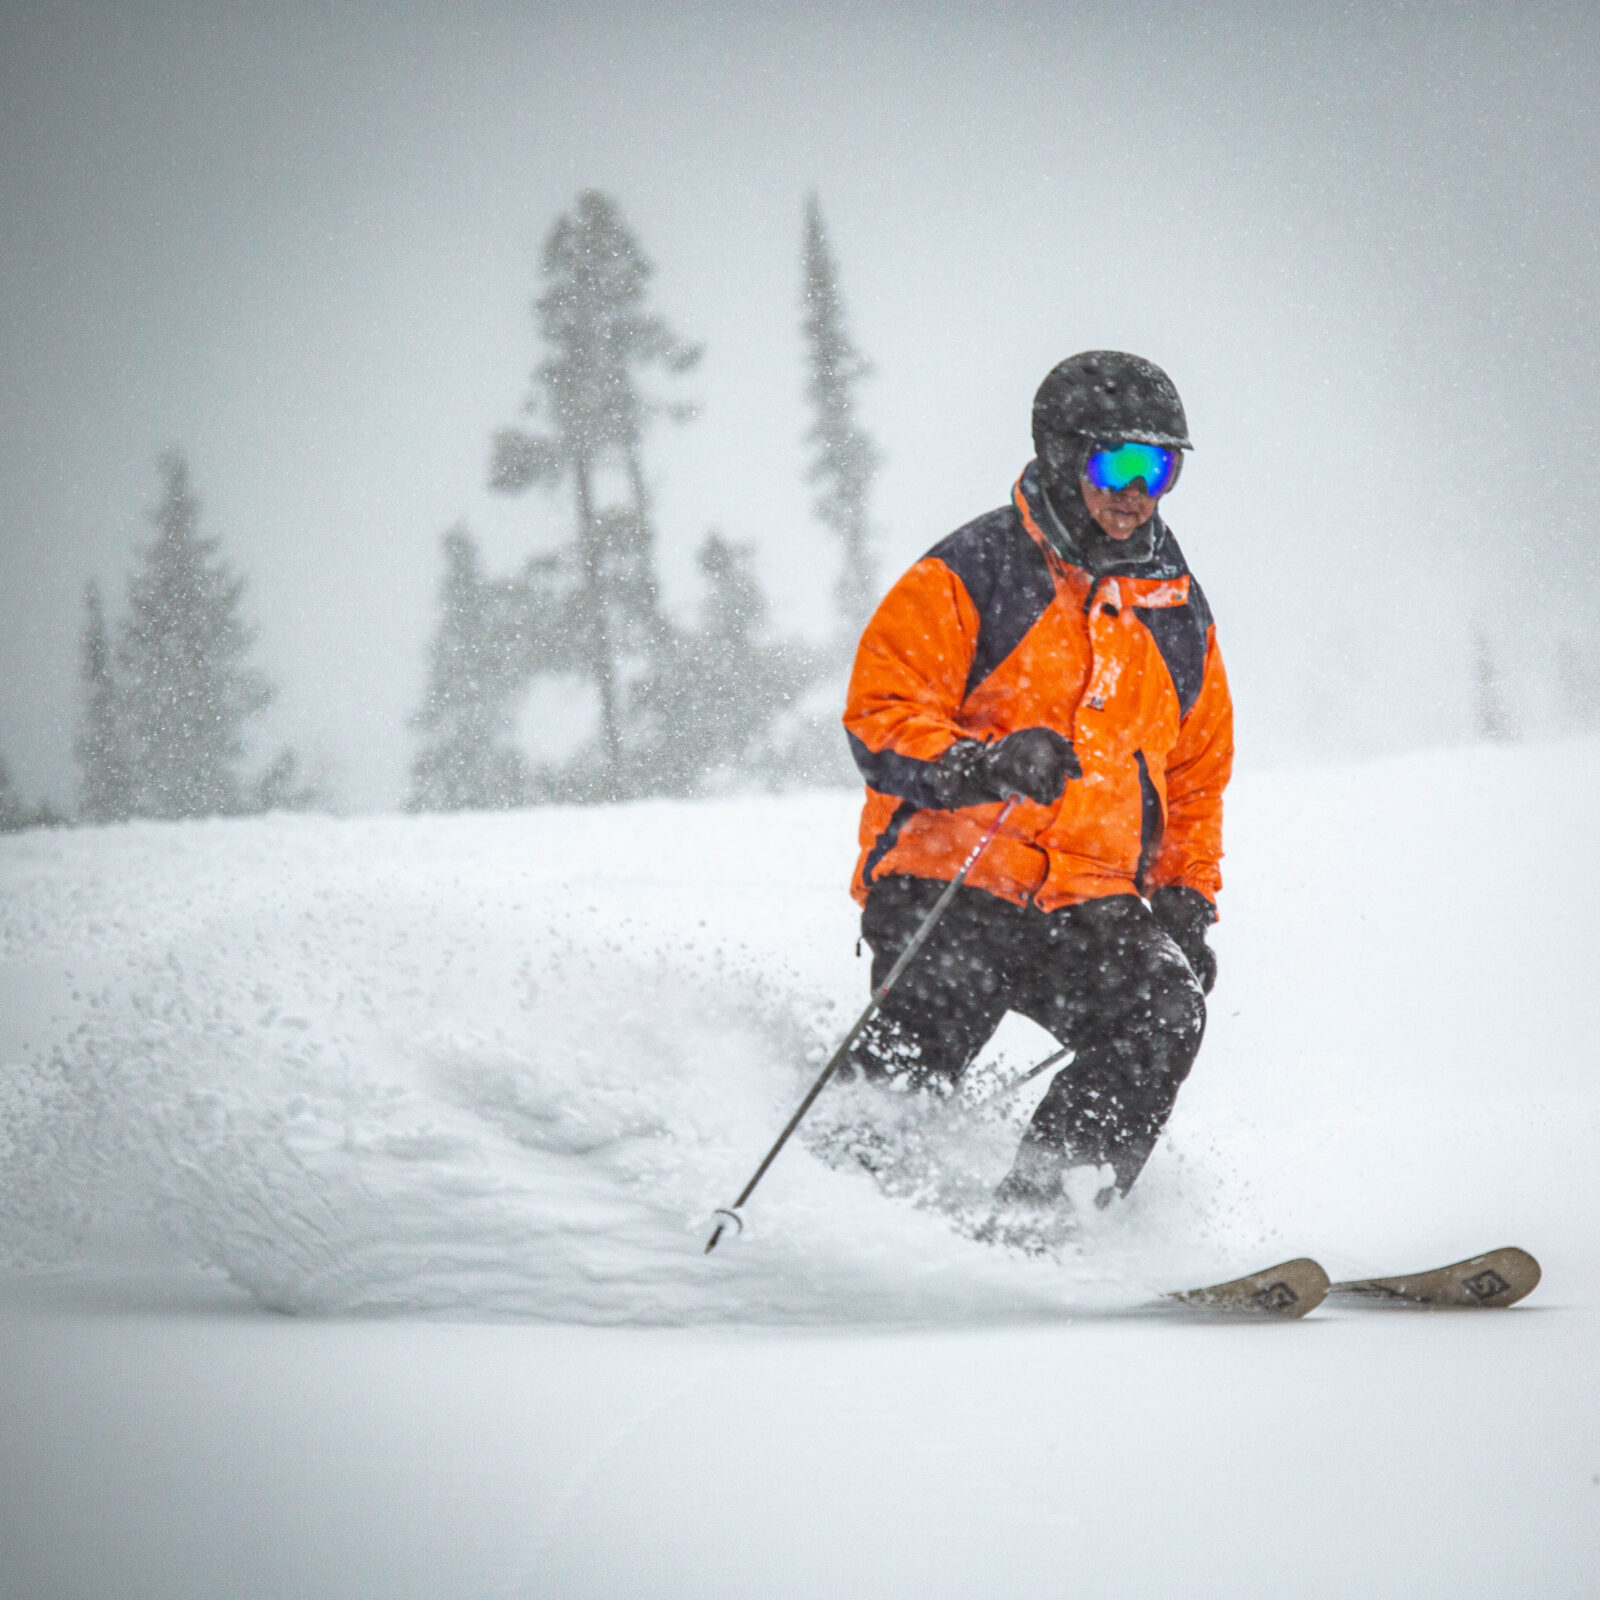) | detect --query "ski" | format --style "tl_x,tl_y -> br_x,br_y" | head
1166,1257 -> 1329,1318
1328,1246 -> 1540,1309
